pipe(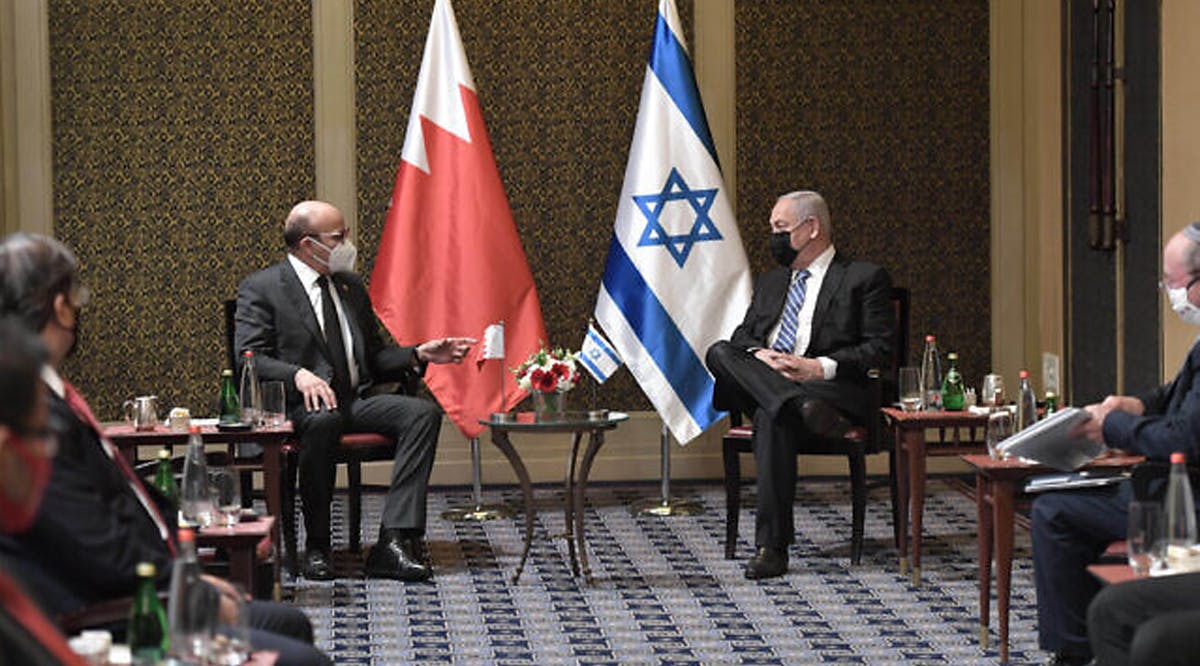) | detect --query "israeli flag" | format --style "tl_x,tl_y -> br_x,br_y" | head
579,322 -> 622,384
593,0 -> 751,444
